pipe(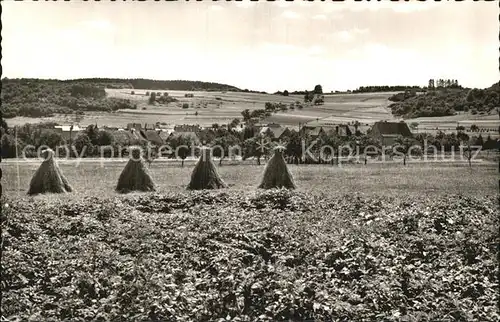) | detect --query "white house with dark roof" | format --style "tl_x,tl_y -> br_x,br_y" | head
53,125 -> 83,140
